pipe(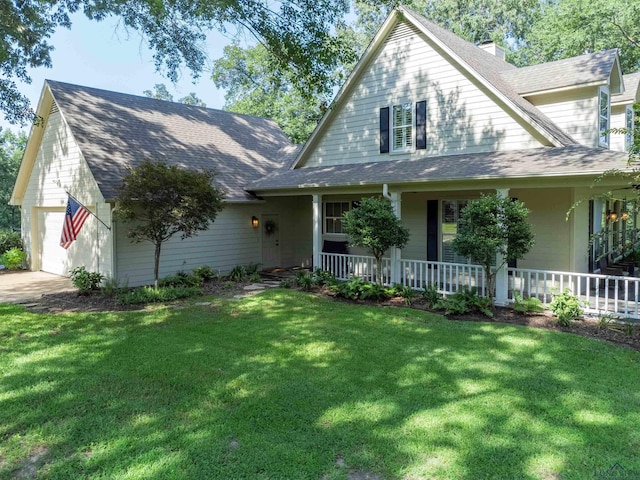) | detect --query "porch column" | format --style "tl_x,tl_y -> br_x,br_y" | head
495,188 -> 510,306
390,191 -> 402,284
312,194 -> 322,270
